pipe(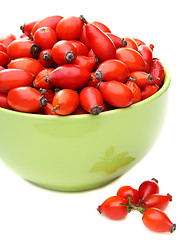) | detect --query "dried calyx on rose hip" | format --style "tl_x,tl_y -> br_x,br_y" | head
97,178 -> 176,234
142,207 -> 176,233
0,14 -> 165,115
